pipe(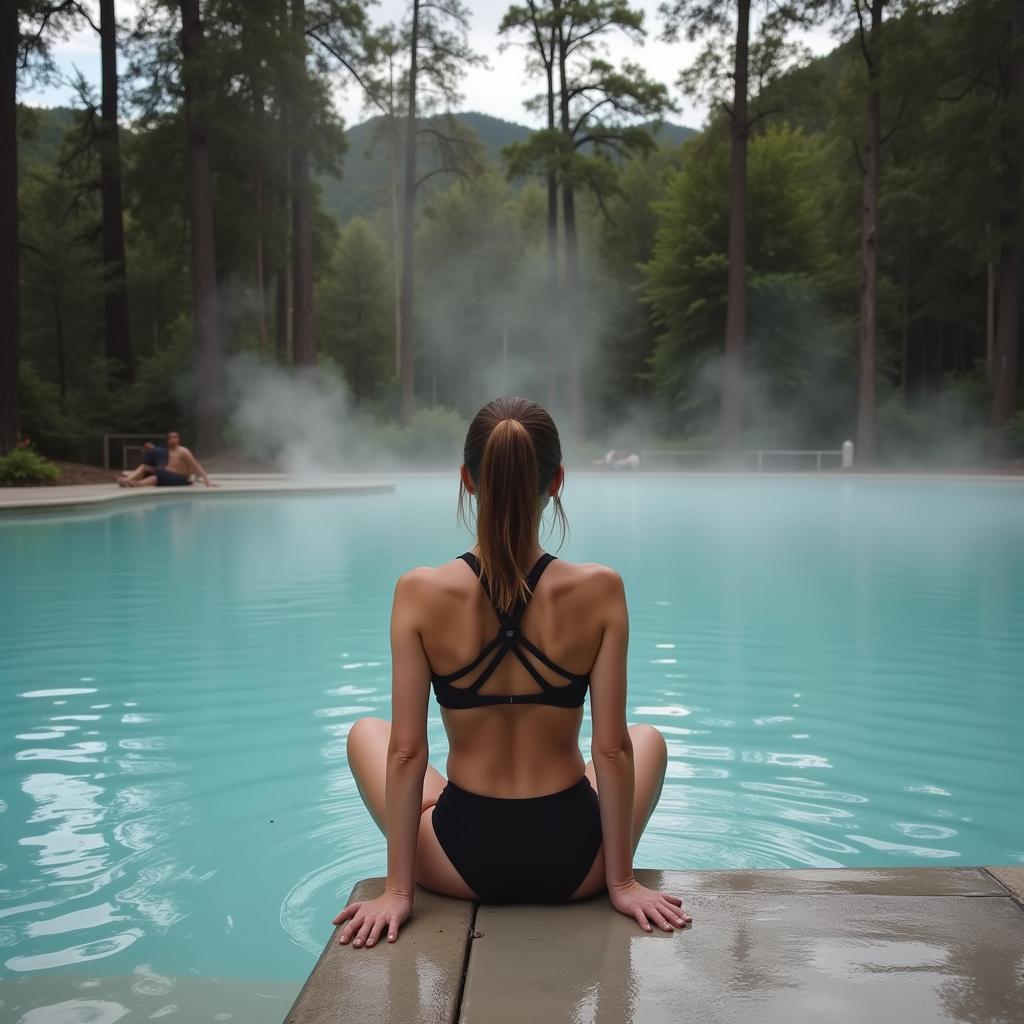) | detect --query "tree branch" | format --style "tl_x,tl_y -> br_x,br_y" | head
414,165 -> 462,192
854,0 -> 874,72
747,105 -> 780,130
308,30 -> 388,116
